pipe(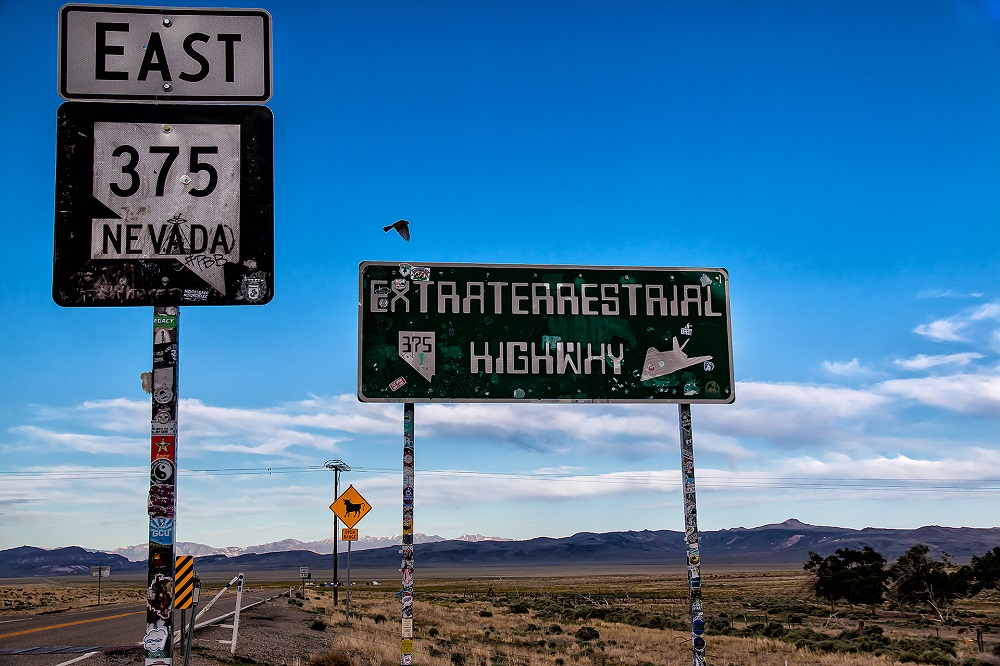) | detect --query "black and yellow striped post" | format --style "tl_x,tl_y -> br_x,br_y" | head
174,556 -> 196,609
